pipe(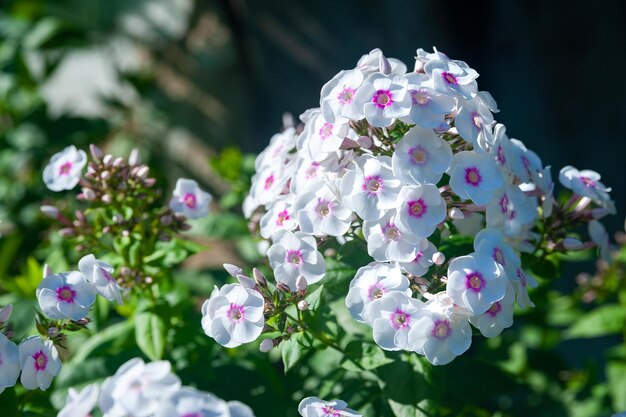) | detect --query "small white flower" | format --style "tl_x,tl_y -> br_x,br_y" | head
345,263 -> 411,323
0,332 -> 20,394
391,125 -> 453,185
259,196 -> 298,239
357,48 -> 407,76
320,69 -> 365,123
424,57 -> 479,99
99,358 -> 181,417
42,145 -> 88,191
486,184 -> 537,236
254,127 -> 297,172
395,184 -> 447,240
362,210 -> 421,262
169,178 -> 212,220
455,96 -> 494,150
298,396 -> 361,417
403,73 -> 455,129
58,383 -> 100,417
473,227 -> 521,280
155,387 -> 230,417
469,281 -> 515,338
201,283 -> 265,348
446,252 -> 506,315
18,336 -> 62,391
267,230 -> 325,289
559,166 -> 614,211
398,239 -> 437,277
363,291 -> 424,351
37,271 -> 97,321
294,185 -> 352,237
78,254 -> 124,304
506,139 -> 543,184
340,155 -> 401,221
249,163 -> 294,207
589,220 -> 611,262
353,73 -> 411,127
297,109 -> 350,161
511,267 -> 538,309
448,151 -> 503,205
